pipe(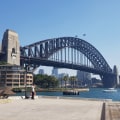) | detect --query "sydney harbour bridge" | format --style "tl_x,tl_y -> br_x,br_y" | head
0,29 -> 119,88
